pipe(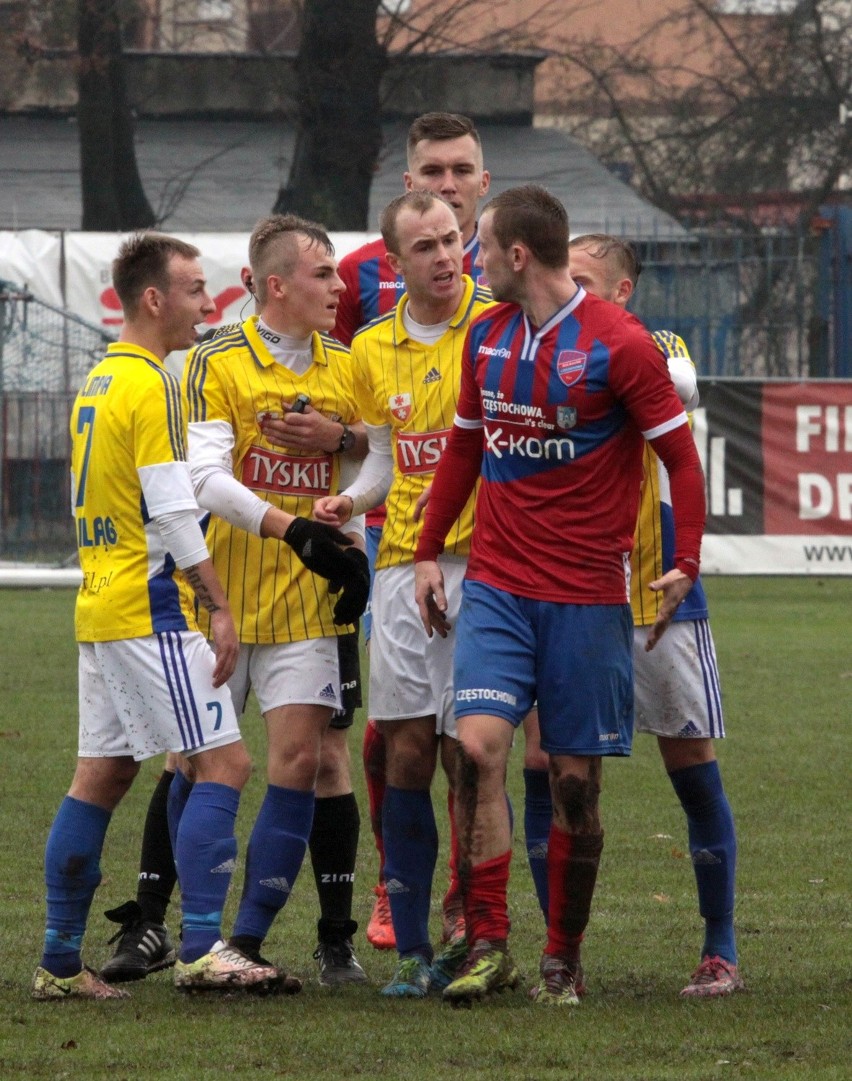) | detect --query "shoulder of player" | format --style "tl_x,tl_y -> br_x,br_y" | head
351,308 -> 396,346
471,282 -> 495,307
651,328 -> 691,360
338,237 -> 387,271
185,326 -> 251,378
318,332 -> 351,359
578,296 -> 657,351
469,299 -> 516,330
